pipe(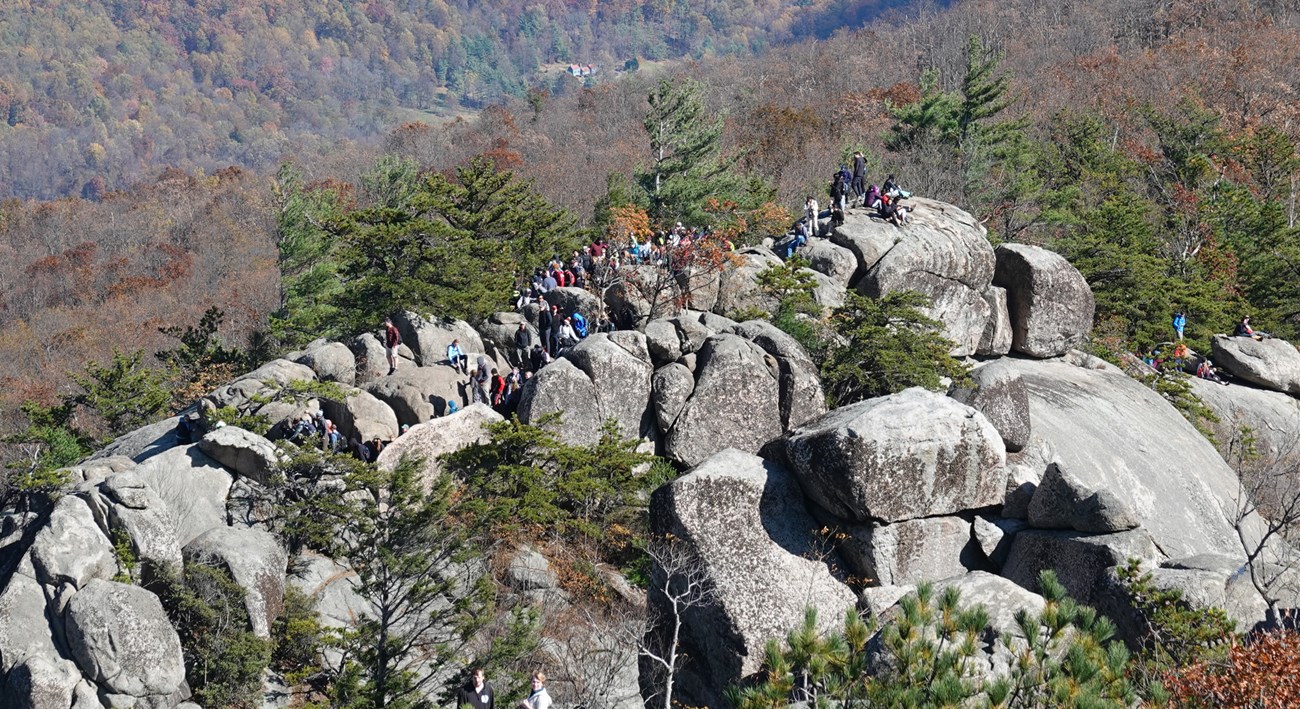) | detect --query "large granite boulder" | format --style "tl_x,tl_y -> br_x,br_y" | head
0,558 -> 62,676
89,471 -> 184,580
64,580 -> 186,700
829,214 -> 899,284
643,319 -> 682,367
476,311 -> 537,368
198,425 -> 283,485
290,552 -> 368,631
801,238 -> 858,286
2,656 -> 84,709
649,449 -> 856,707
651,363 -> 695,433
362,365 -> 466,426
392,311 -> 484,367
183,526 -> 288,638
714,247 -> 784,316
1002,528 -> 1161,604
992,244 -> 1095,358
293,340 -> 357,385
948,360 -> 1031,453
1028,461 -> 1140,533
88,416 -> 184,463
664,334 -> 784,467
838,516 -> 977,586
853,200 -> 997,356
320,387 -> 400,443
1187,377 -> 1300,465
544,287 -> 604,323
784,388 -> 1007,523
375,404 -> 503,490
728,320 -> 827,430
516,358 -> 600,445
518,333 -> 654,445
1210,335 -> 1300,395
1000,358 -> 1255,559
349,332 -> 392,385
807,269 -> 847,311
132,445 -> 234,547
30,495 -> 116,589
